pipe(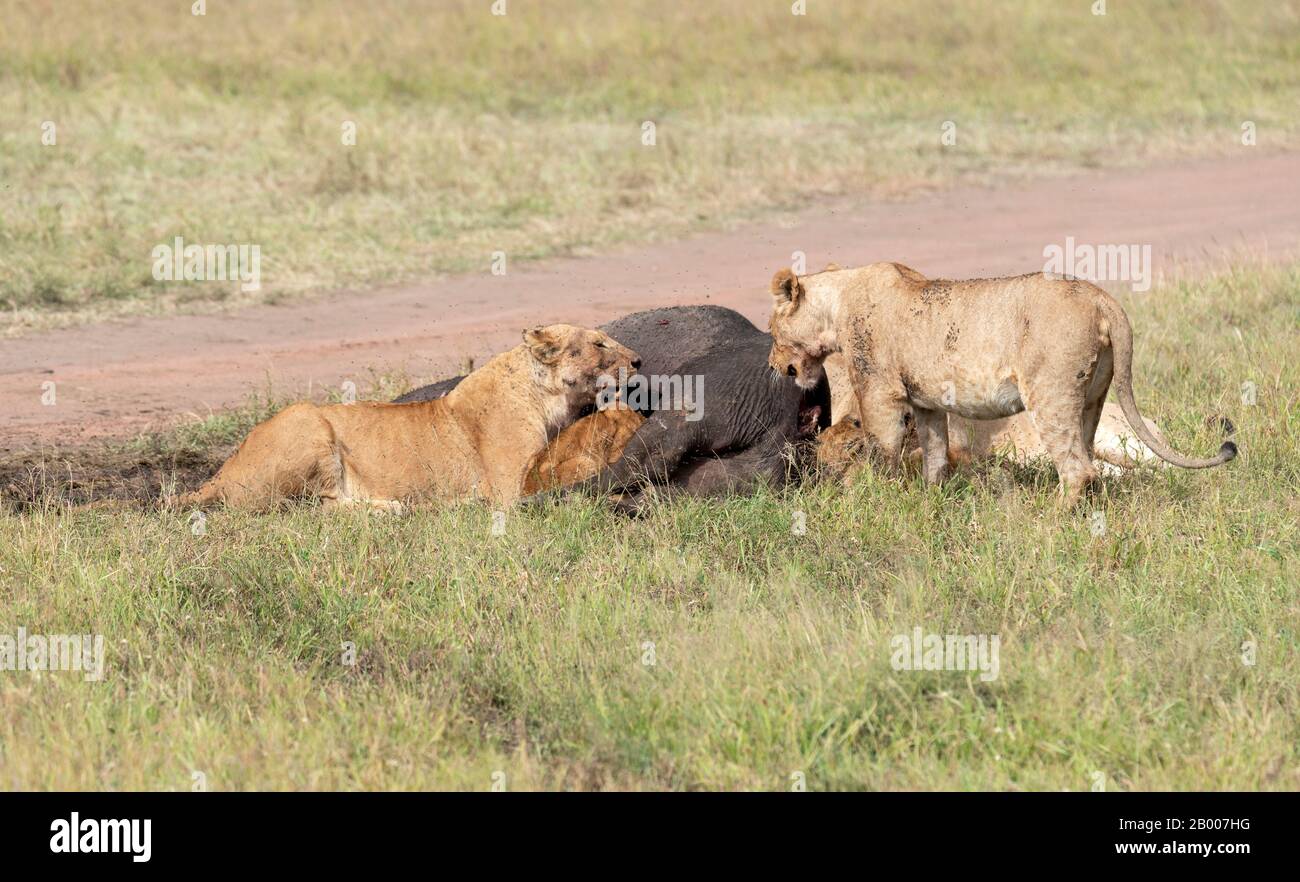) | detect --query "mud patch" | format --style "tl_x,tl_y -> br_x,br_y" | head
920,280 -> 953,305
0,444 -> 228,512
848,314 -> 875,378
